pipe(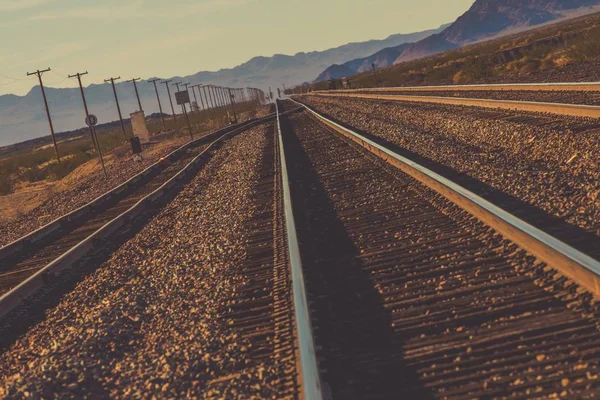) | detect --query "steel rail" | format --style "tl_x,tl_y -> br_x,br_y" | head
275,101 -> 324,400
309,92 -> 600,119
0,116 -> 275,320
289,98 -> 600,298
324,82 -> 600,92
